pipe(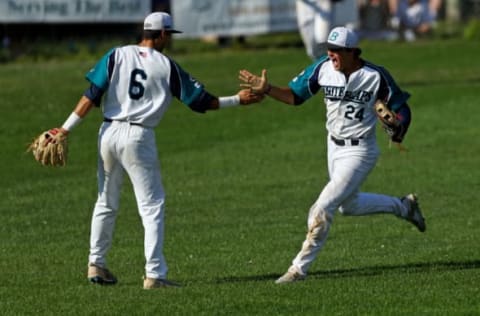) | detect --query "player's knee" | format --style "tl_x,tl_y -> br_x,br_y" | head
308,207 -> 333,229
338,198 -> 359,215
